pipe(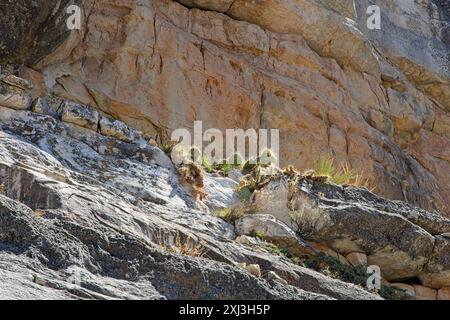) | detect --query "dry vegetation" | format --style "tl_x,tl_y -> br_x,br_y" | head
156,230 -> 206,257
177,162 -> 207,201
33,209 -> 46,218
313,155 -> 375,191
